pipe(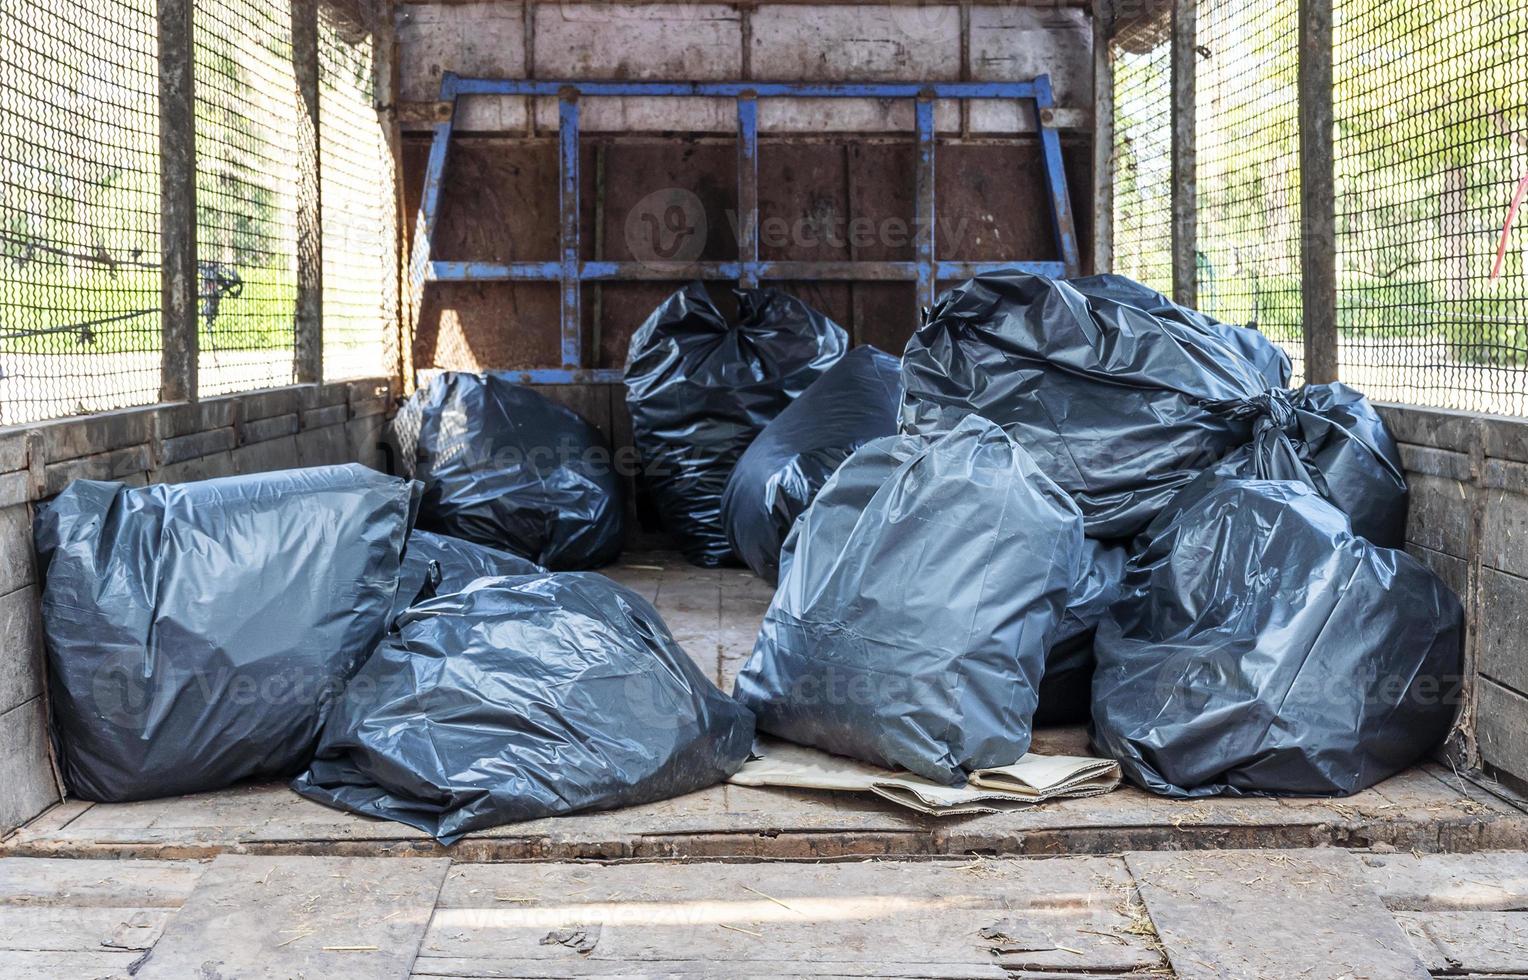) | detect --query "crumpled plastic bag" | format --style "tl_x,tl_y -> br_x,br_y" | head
901,271 -> 1285,537
901,271 -> 1406,542
722,345 -> 901,582
1158,382 -> 1409,549
1068,274 -> 1293,388
400,372 -> 624,569
36,464 -> 419,802
1092,478 -> 1463,797
1035,538 -> 1129,727
625,283 -> 847,567
733,415 -> 1085,785
293,572 -> 756,844
388,529 -> 545,625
